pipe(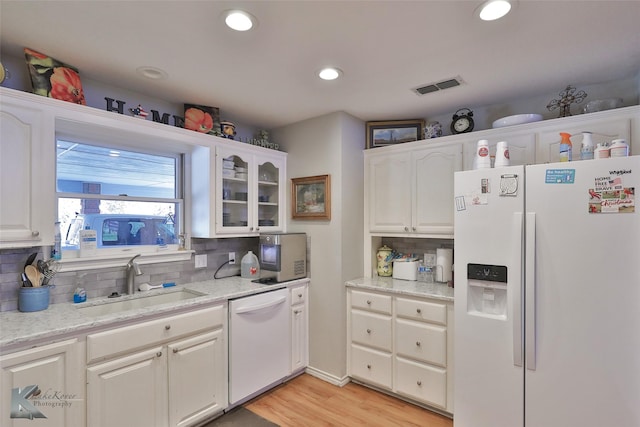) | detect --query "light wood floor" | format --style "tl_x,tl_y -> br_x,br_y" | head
245,374 -> 453,427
